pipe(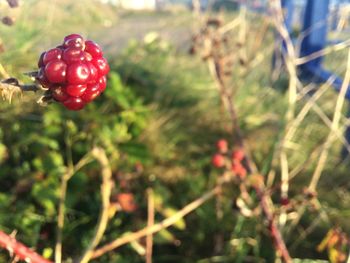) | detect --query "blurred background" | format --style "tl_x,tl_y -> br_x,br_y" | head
1,0 -> 350,262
